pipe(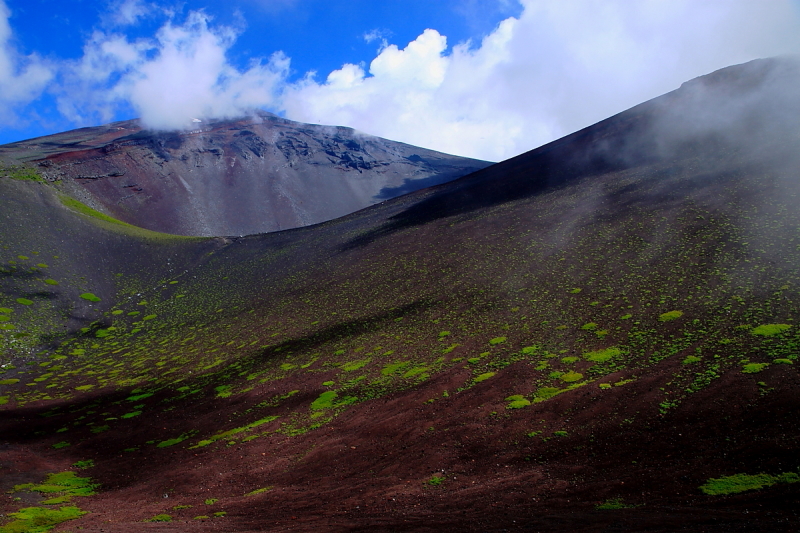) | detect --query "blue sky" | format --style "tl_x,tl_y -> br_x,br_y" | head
1,0 -> 799,160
